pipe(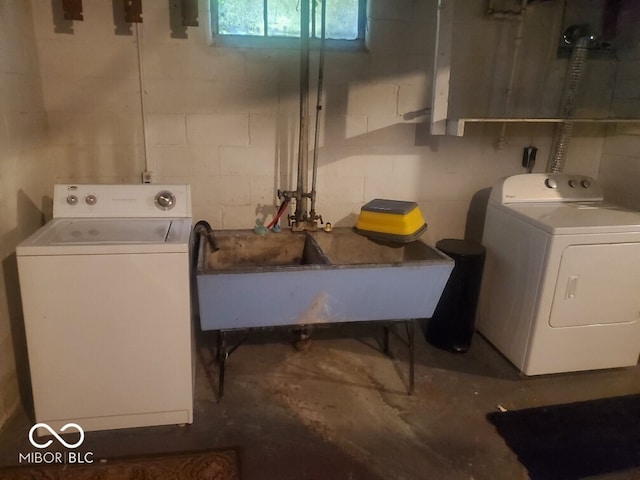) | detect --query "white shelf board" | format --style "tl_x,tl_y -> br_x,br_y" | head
446,118 -> 640,136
